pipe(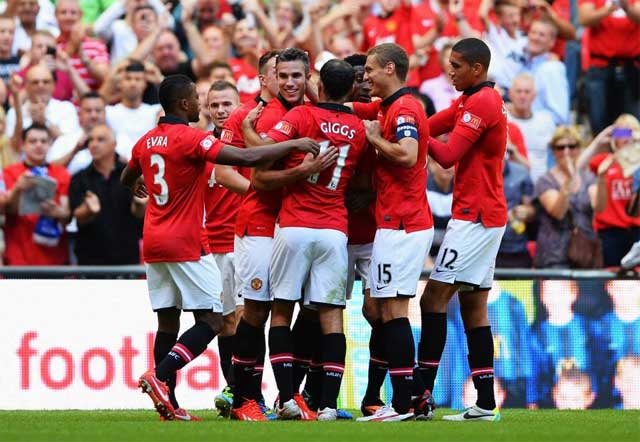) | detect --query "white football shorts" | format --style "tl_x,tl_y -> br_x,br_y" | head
347,242 -> 372,300
212,252 -> 244,315
234,235 -> 272,302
